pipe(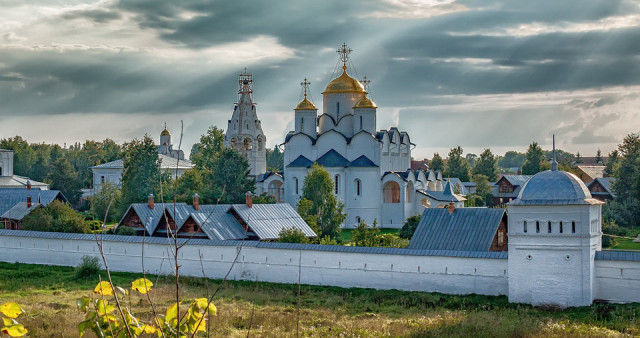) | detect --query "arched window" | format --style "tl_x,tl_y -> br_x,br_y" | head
334,175 -> 340,194
294,178 -> 299,195
355,179 -> 361,196
536,221 -> 540,233
244,138 -> 252,150
548,221 -> 552,233
383,181 -> 401,203
523,220 -> 527,233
